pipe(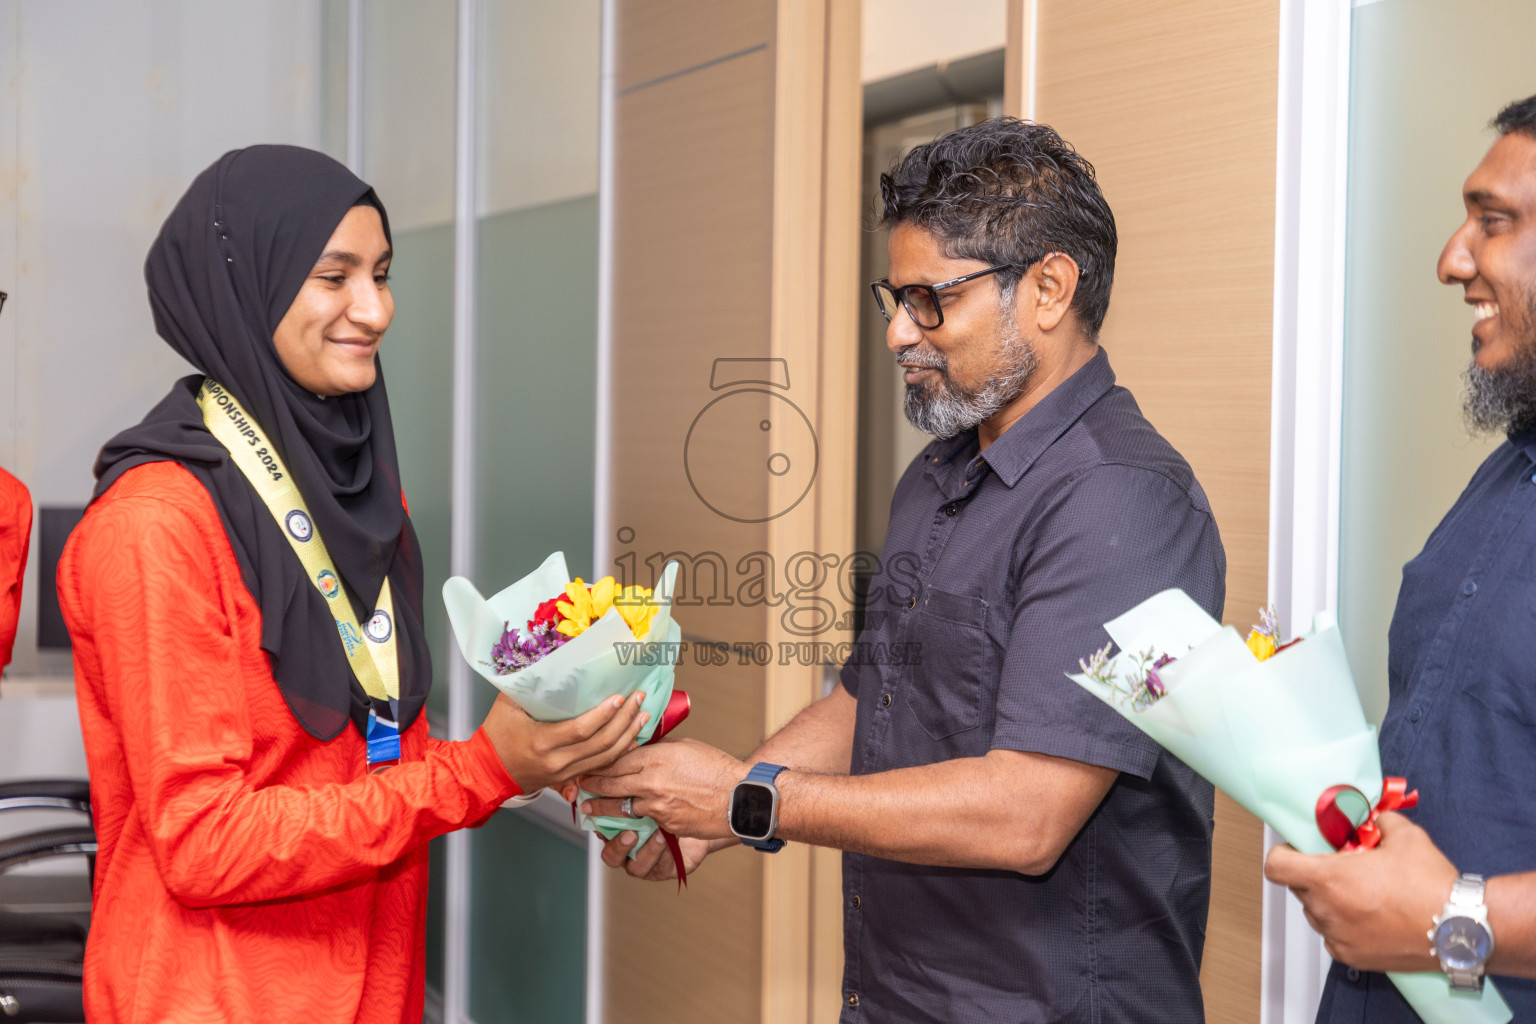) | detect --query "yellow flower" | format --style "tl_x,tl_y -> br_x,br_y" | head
590,576 -> 616,620
555,576 -> 656,640
556,578 -> 595,637
1245,629 -> 1277,662
615,584 -> 659,640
